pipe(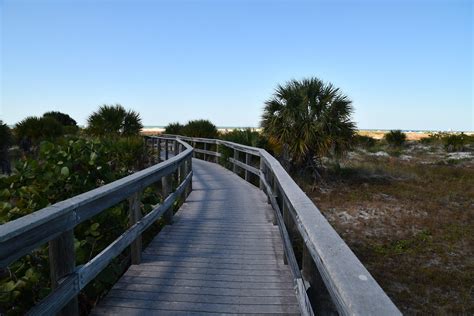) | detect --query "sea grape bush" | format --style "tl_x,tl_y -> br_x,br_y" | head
0,136 -> 152,315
